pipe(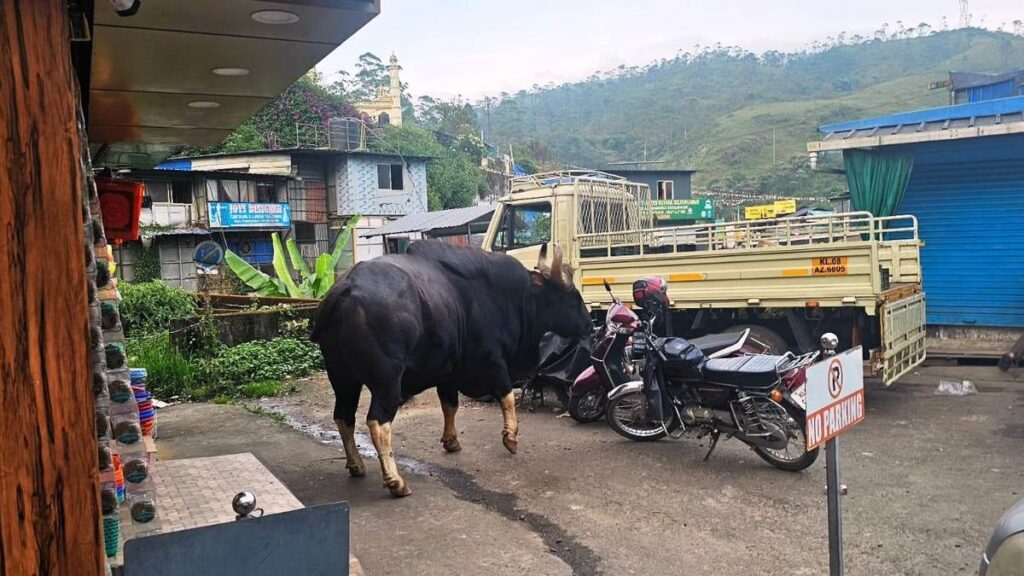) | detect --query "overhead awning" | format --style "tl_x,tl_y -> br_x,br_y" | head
87,0 -> 380,168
